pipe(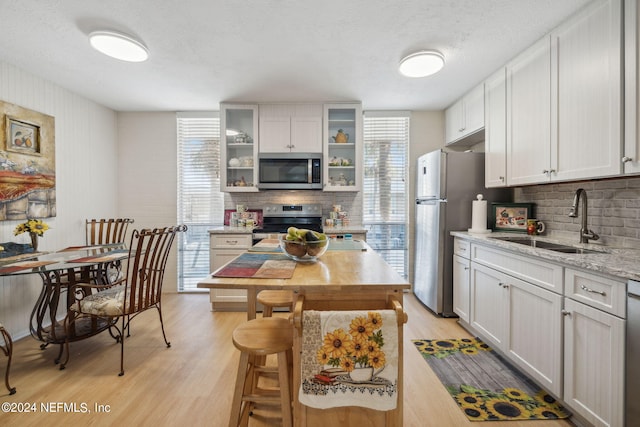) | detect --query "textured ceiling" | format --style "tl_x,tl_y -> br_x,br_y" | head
0,0 -> 591,112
